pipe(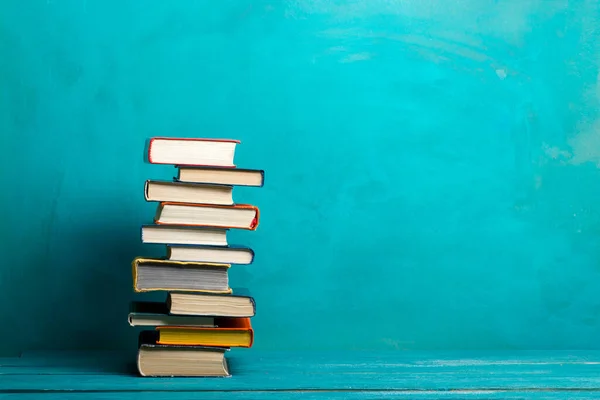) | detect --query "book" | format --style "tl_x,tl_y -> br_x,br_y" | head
155,203 -> 259,230
132,257 -> 232,294
168,291 -> 256,317
167,245 -> 254,265
156,317 -> 253,348
177,167 -> 264,187
141,225 -> 228,246
128,301 -> 216,327
147,137 -> 239,167
137,331 -> 230,377
144,180 -> 233,205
